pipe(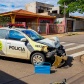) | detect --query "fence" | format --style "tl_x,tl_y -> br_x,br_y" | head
39,23 -> 65,34
0,22 -> 65,34
31,23 -> 65,34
